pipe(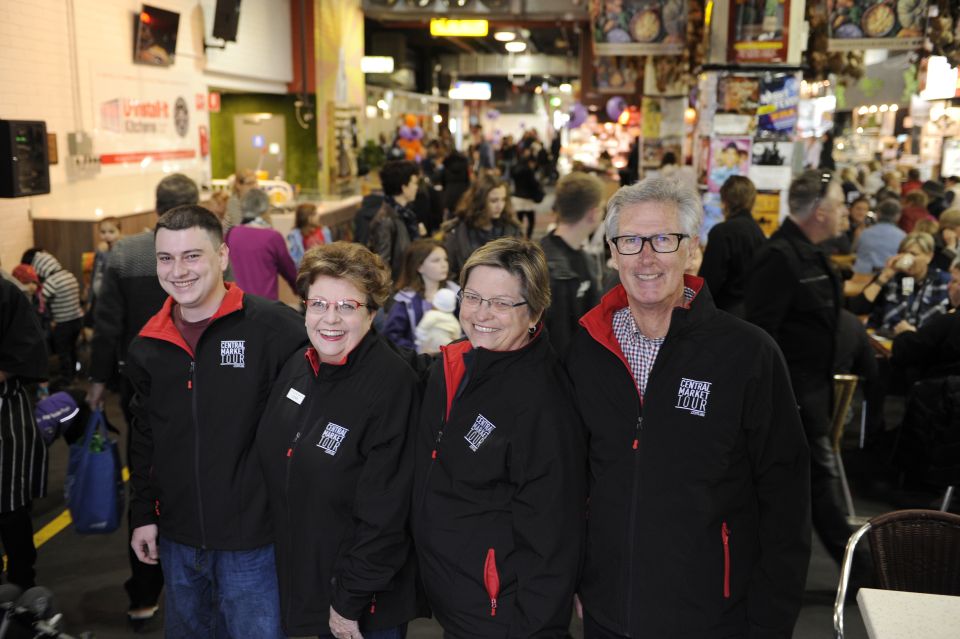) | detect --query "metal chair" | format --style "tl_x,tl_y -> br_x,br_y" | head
833,509 -> 960,638
831,374 -> 861,523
